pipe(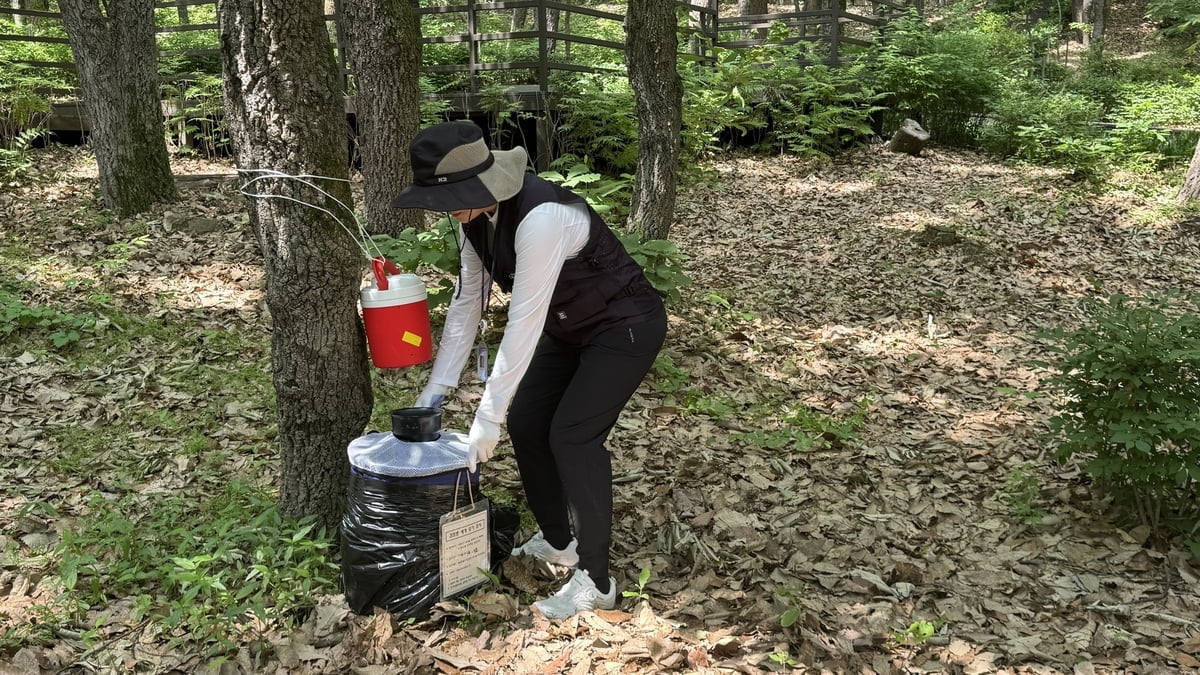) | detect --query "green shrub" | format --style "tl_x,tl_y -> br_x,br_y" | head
1147,0 -> 1200,50
981,80 -> 1109,178
0,63 -> 54,146
871,8 -> 1012,123
679,43 -> 773,160
417,75 -> 453,126
58,482 -> 340,656
0,127 -> 43,179
680,28 -> 882,160
761,60 -> 884,158
160,73 -> 228,157
1069,47 -> 1133,112
1112,75 -> 1200,128
555,72 -> 639,174
1038,293 -> 1200,545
